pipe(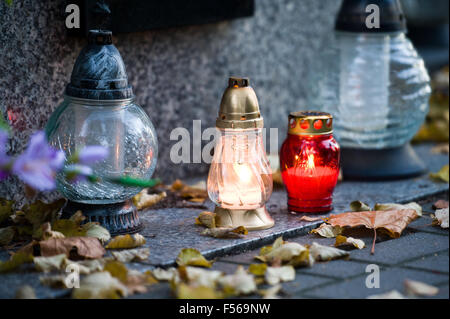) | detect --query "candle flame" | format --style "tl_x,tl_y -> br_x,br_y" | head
234,163 -> 252,184
307,154 -> 315,170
